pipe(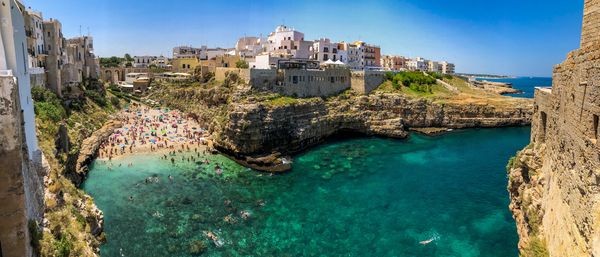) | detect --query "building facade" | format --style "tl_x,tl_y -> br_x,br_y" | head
43,18 -> 64,96
133,55 -> 157,68
310,38 -> 347,63
406,57 -> 428,71
440,61 -> 455,74
381,55 -> 408,71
